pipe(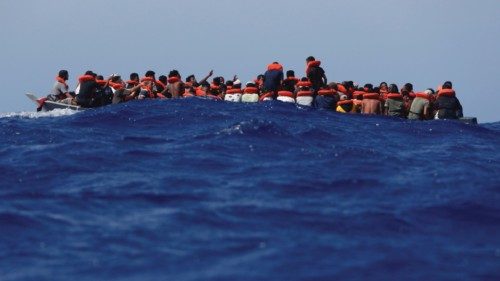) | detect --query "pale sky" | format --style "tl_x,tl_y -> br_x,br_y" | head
1,0 -> 498,122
